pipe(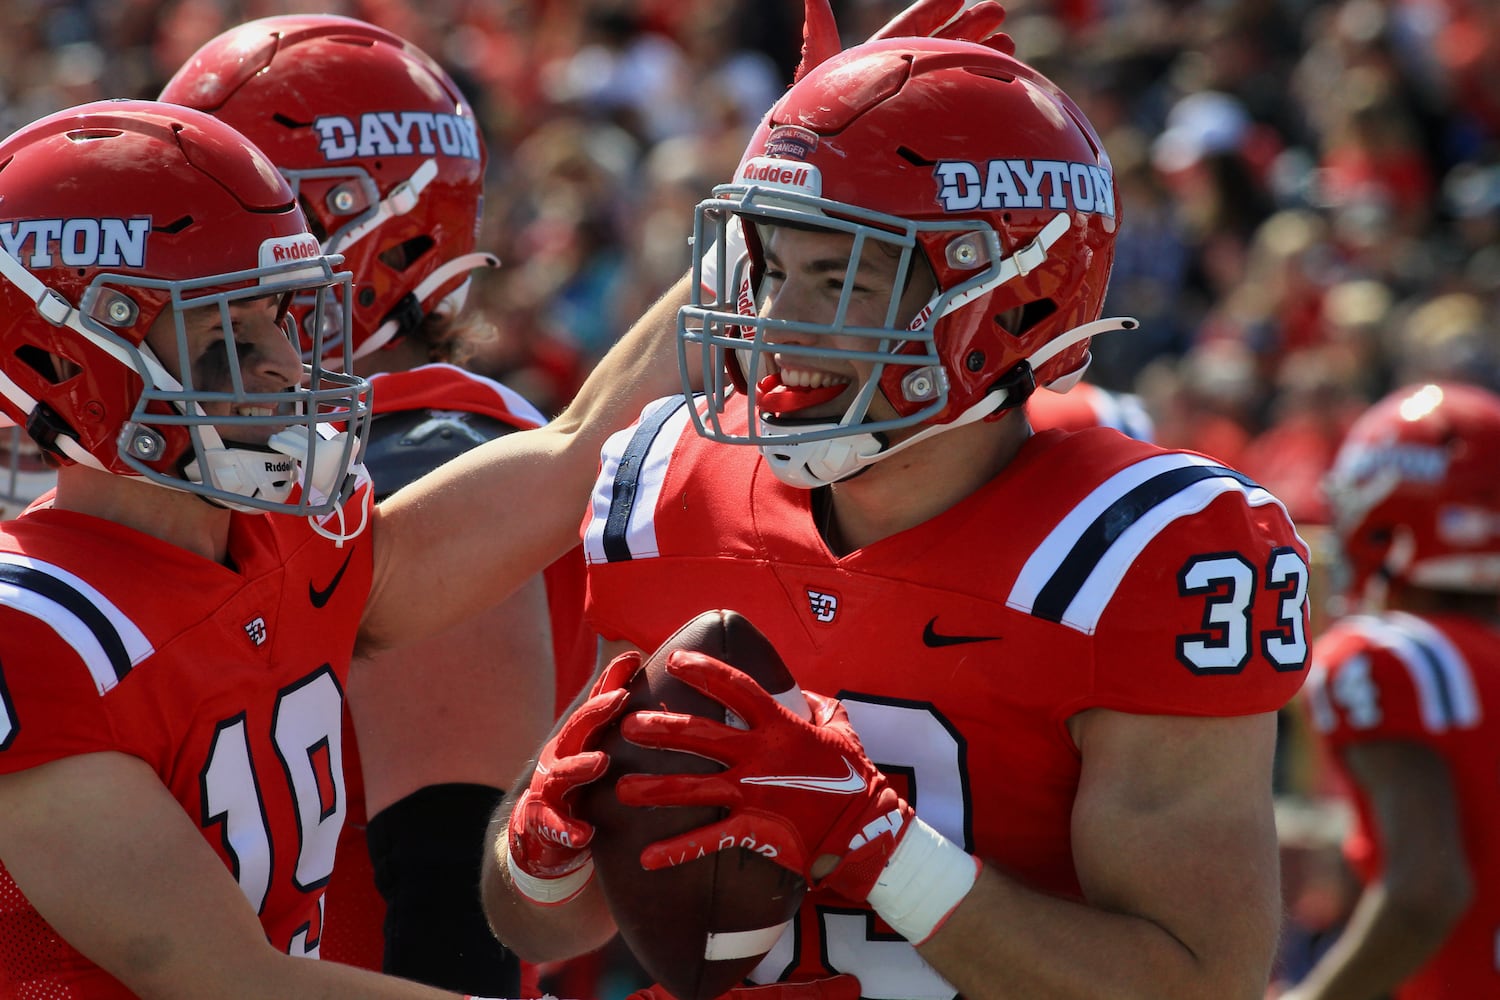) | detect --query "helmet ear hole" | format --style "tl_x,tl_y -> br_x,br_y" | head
379,234 -> 435,272
1016,298 -> 1058,336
